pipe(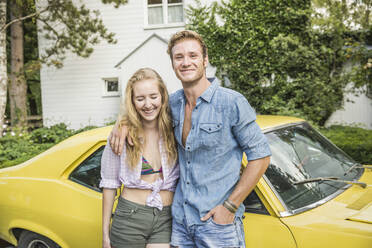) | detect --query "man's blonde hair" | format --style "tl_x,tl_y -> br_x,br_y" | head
119,68 -> 177,168
167,30 -> 208,60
